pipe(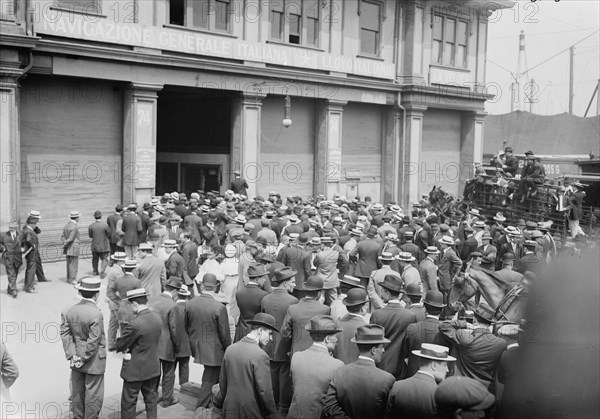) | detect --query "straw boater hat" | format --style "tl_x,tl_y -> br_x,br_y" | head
351,324 -> 391,345
123,258 -> 140,269
162,239 -> 178,248
378,252 -> 395,262
178,284 -> 191,297
139,242 -> 153,251
424,246 -> 440,255
438,236 -> 455,246
75,277 -> 102,292
340,275 -> 365,289
70,211 -> 80,219
111,251 -> 126,261
493,212 -> 506,222
123,288 -> 150,300
397,252 -> 416,262
469,208 -> 480,217
412,343 -> 456,361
